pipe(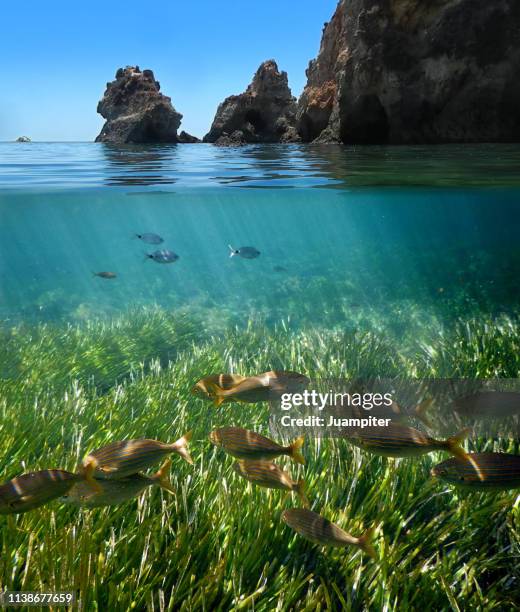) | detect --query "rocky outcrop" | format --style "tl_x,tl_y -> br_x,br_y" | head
96,66 -> 187,144
204,60 -> 300,145
297,0 -> 520,144
15,136 -> 31,142
177,131 -> 201,143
